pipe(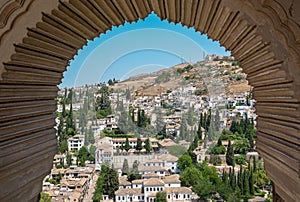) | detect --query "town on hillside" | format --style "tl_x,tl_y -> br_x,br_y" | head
40,55 -> 272,202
